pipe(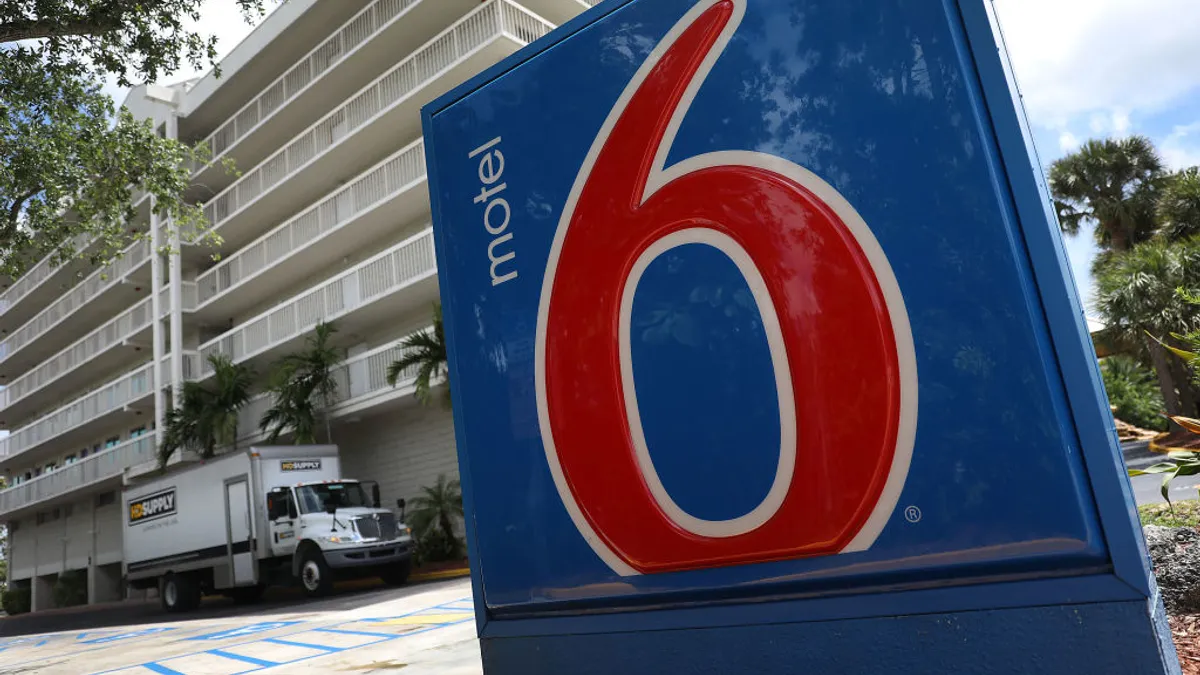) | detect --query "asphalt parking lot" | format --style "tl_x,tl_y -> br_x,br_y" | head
0,578 -> 481,675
